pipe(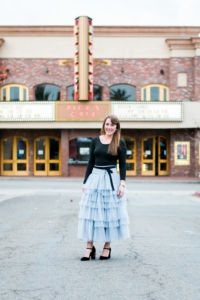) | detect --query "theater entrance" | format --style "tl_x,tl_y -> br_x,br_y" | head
141,136 -> 169,176
1,136 -> 29,176
34,137 -> 61,176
